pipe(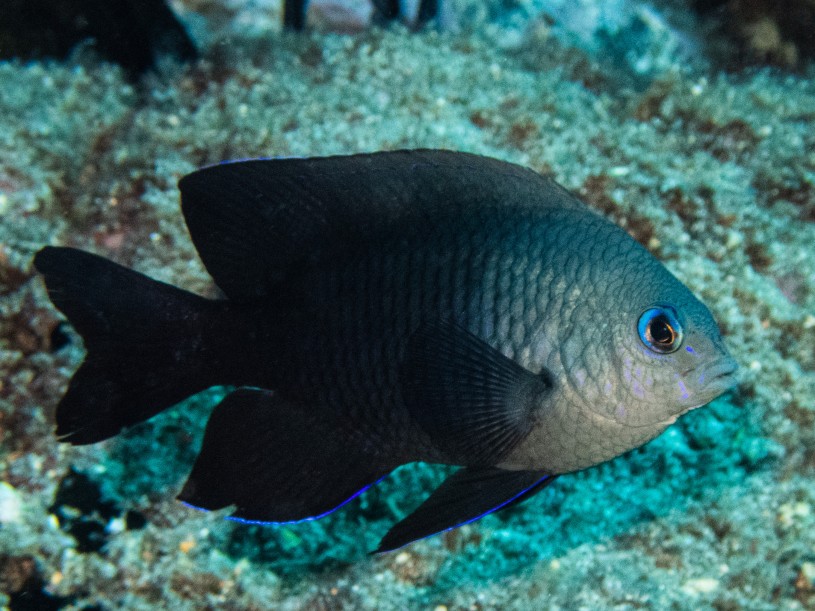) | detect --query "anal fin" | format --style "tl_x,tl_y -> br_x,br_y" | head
375,467 -> 556,553
179,389 -> 391,523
